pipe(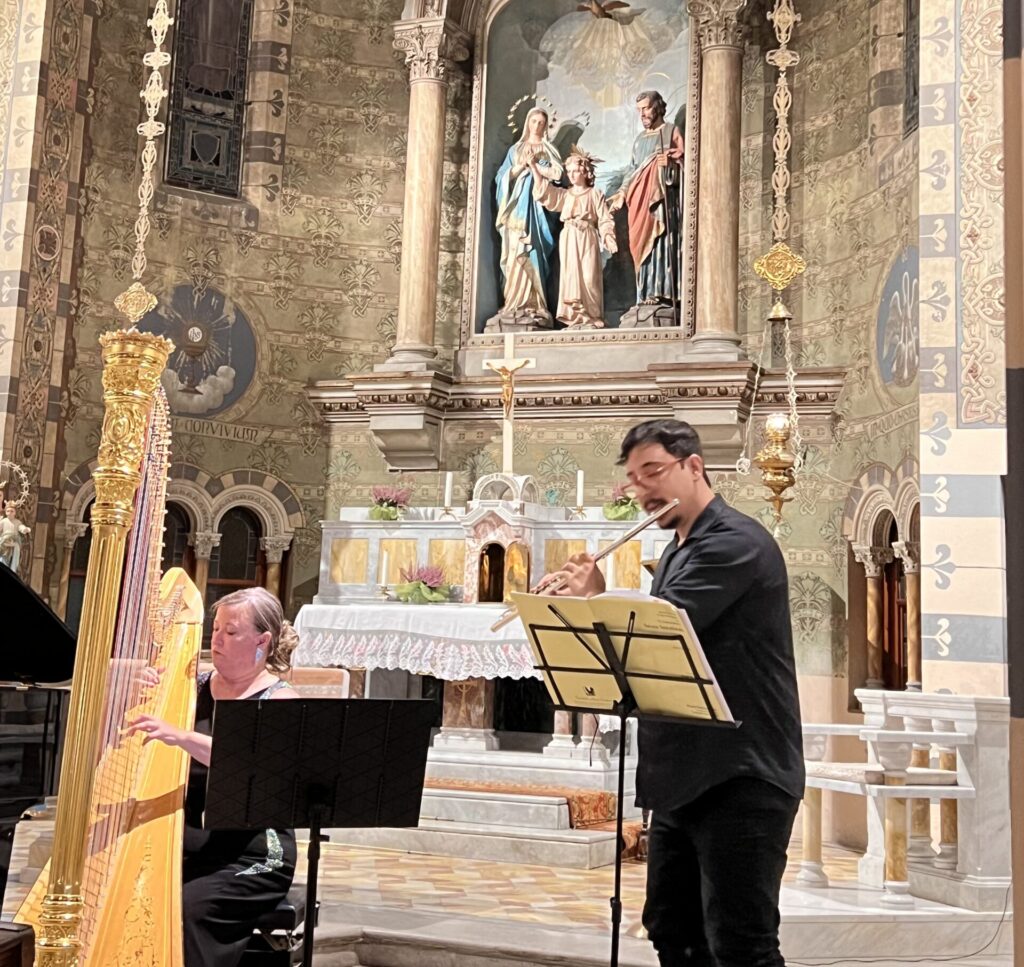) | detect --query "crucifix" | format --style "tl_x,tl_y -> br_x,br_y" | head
483,333 -> 535,474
